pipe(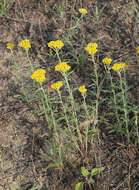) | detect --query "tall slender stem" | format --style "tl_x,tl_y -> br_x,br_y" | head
92,54 -> 99,125
57,89 -> 83,156
119,72 -> 130,142
62,71 -> 83,145
82,94 -> 90,155
26,49 -> 34,72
